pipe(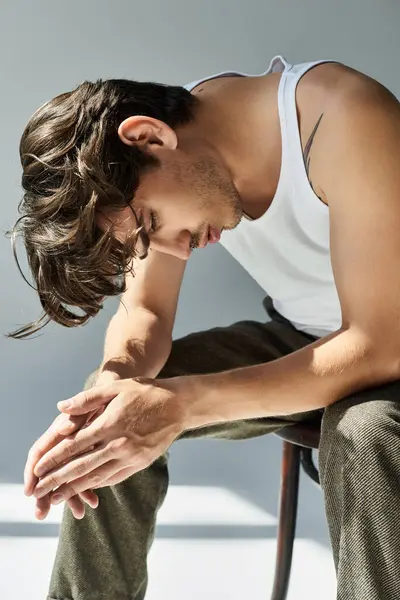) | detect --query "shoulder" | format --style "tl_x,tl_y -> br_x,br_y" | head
331,63 -> 399,116
300,60 -> 398,103
322,65 -> 400,167
306,63 -> 400,204
299,60 -> 399,132
310,60 -> 400,129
